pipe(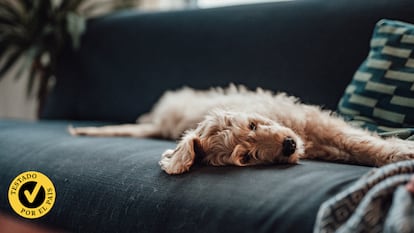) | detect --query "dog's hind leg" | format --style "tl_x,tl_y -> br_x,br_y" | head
68,124 -> 162,138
